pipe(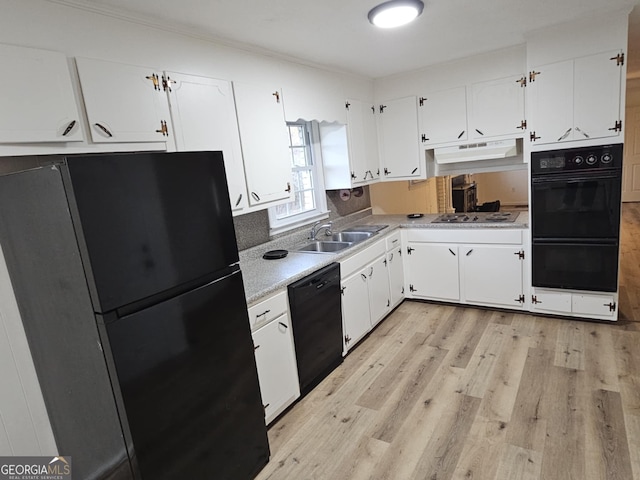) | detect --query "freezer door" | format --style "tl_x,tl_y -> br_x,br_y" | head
64,151 -> 239,312
102,268 -> 269,480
